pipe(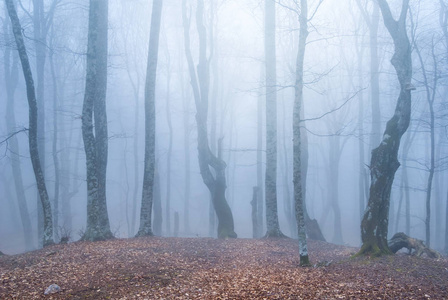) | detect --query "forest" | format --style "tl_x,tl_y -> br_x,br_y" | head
1,0 -> 448,298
